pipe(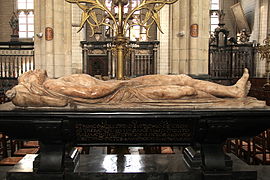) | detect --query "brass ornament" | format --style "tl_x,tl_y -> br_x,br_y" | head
258,34 -> 270,85
65,0 -> 178,79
